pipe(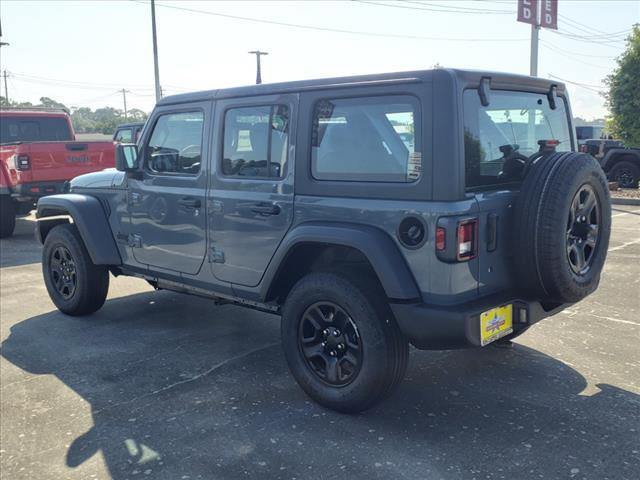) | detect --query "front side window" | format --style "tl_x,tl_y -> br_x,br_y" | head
463,90 -> 572,190
114,128 -> 132,143
222,105 -> 289,178
311,96 -> 421,182
146,111 -> 204,175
